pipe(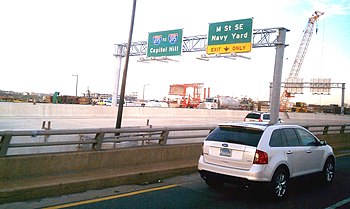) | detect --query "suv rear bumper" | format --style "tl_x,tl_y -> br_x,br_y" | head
198,170 -> 270,188
198,155 -> 272,182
